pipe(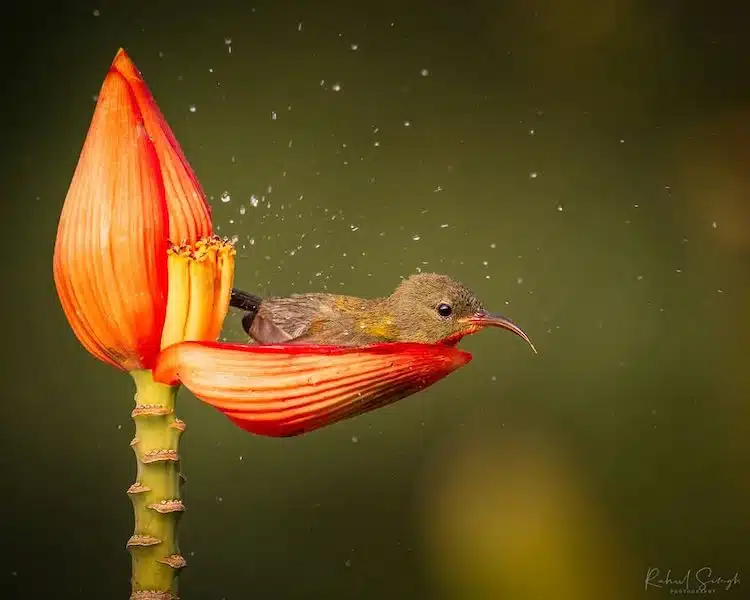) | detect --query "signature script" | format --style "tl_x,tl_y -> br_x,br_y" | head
645,567 -> 740,594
